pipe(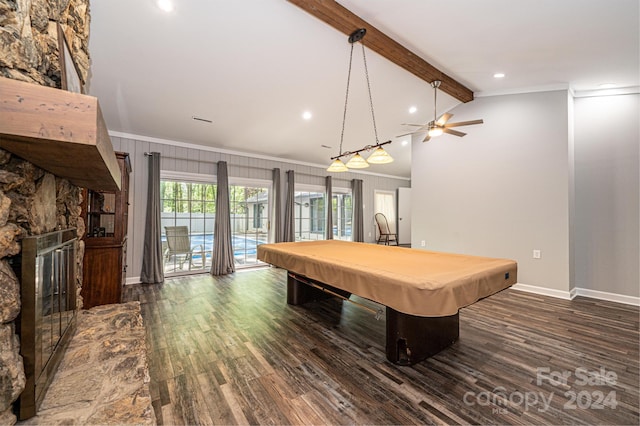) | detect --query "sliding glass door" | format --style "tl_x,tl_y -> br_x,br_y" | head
160,177 -> 216,274
229,181 -> 270,266
294,185 -> 325,241
161,174 -> 272,273
332,189 -> 352,240
292,185 -> 352,241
